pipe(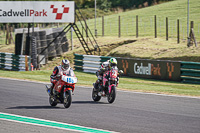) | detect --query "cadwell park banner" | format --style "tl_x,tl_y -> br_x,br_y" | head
74,54 -> 181,82
0,1 -> 75,23
117,58 -> 181,81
